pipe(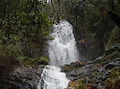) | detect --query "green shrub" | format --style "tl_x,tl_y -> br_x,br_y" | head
105,67 -> 120,89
